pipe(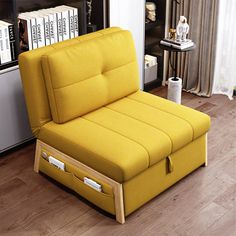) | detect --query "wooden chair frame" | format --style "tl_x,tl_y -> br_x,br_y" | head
34,139 -> 125,224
